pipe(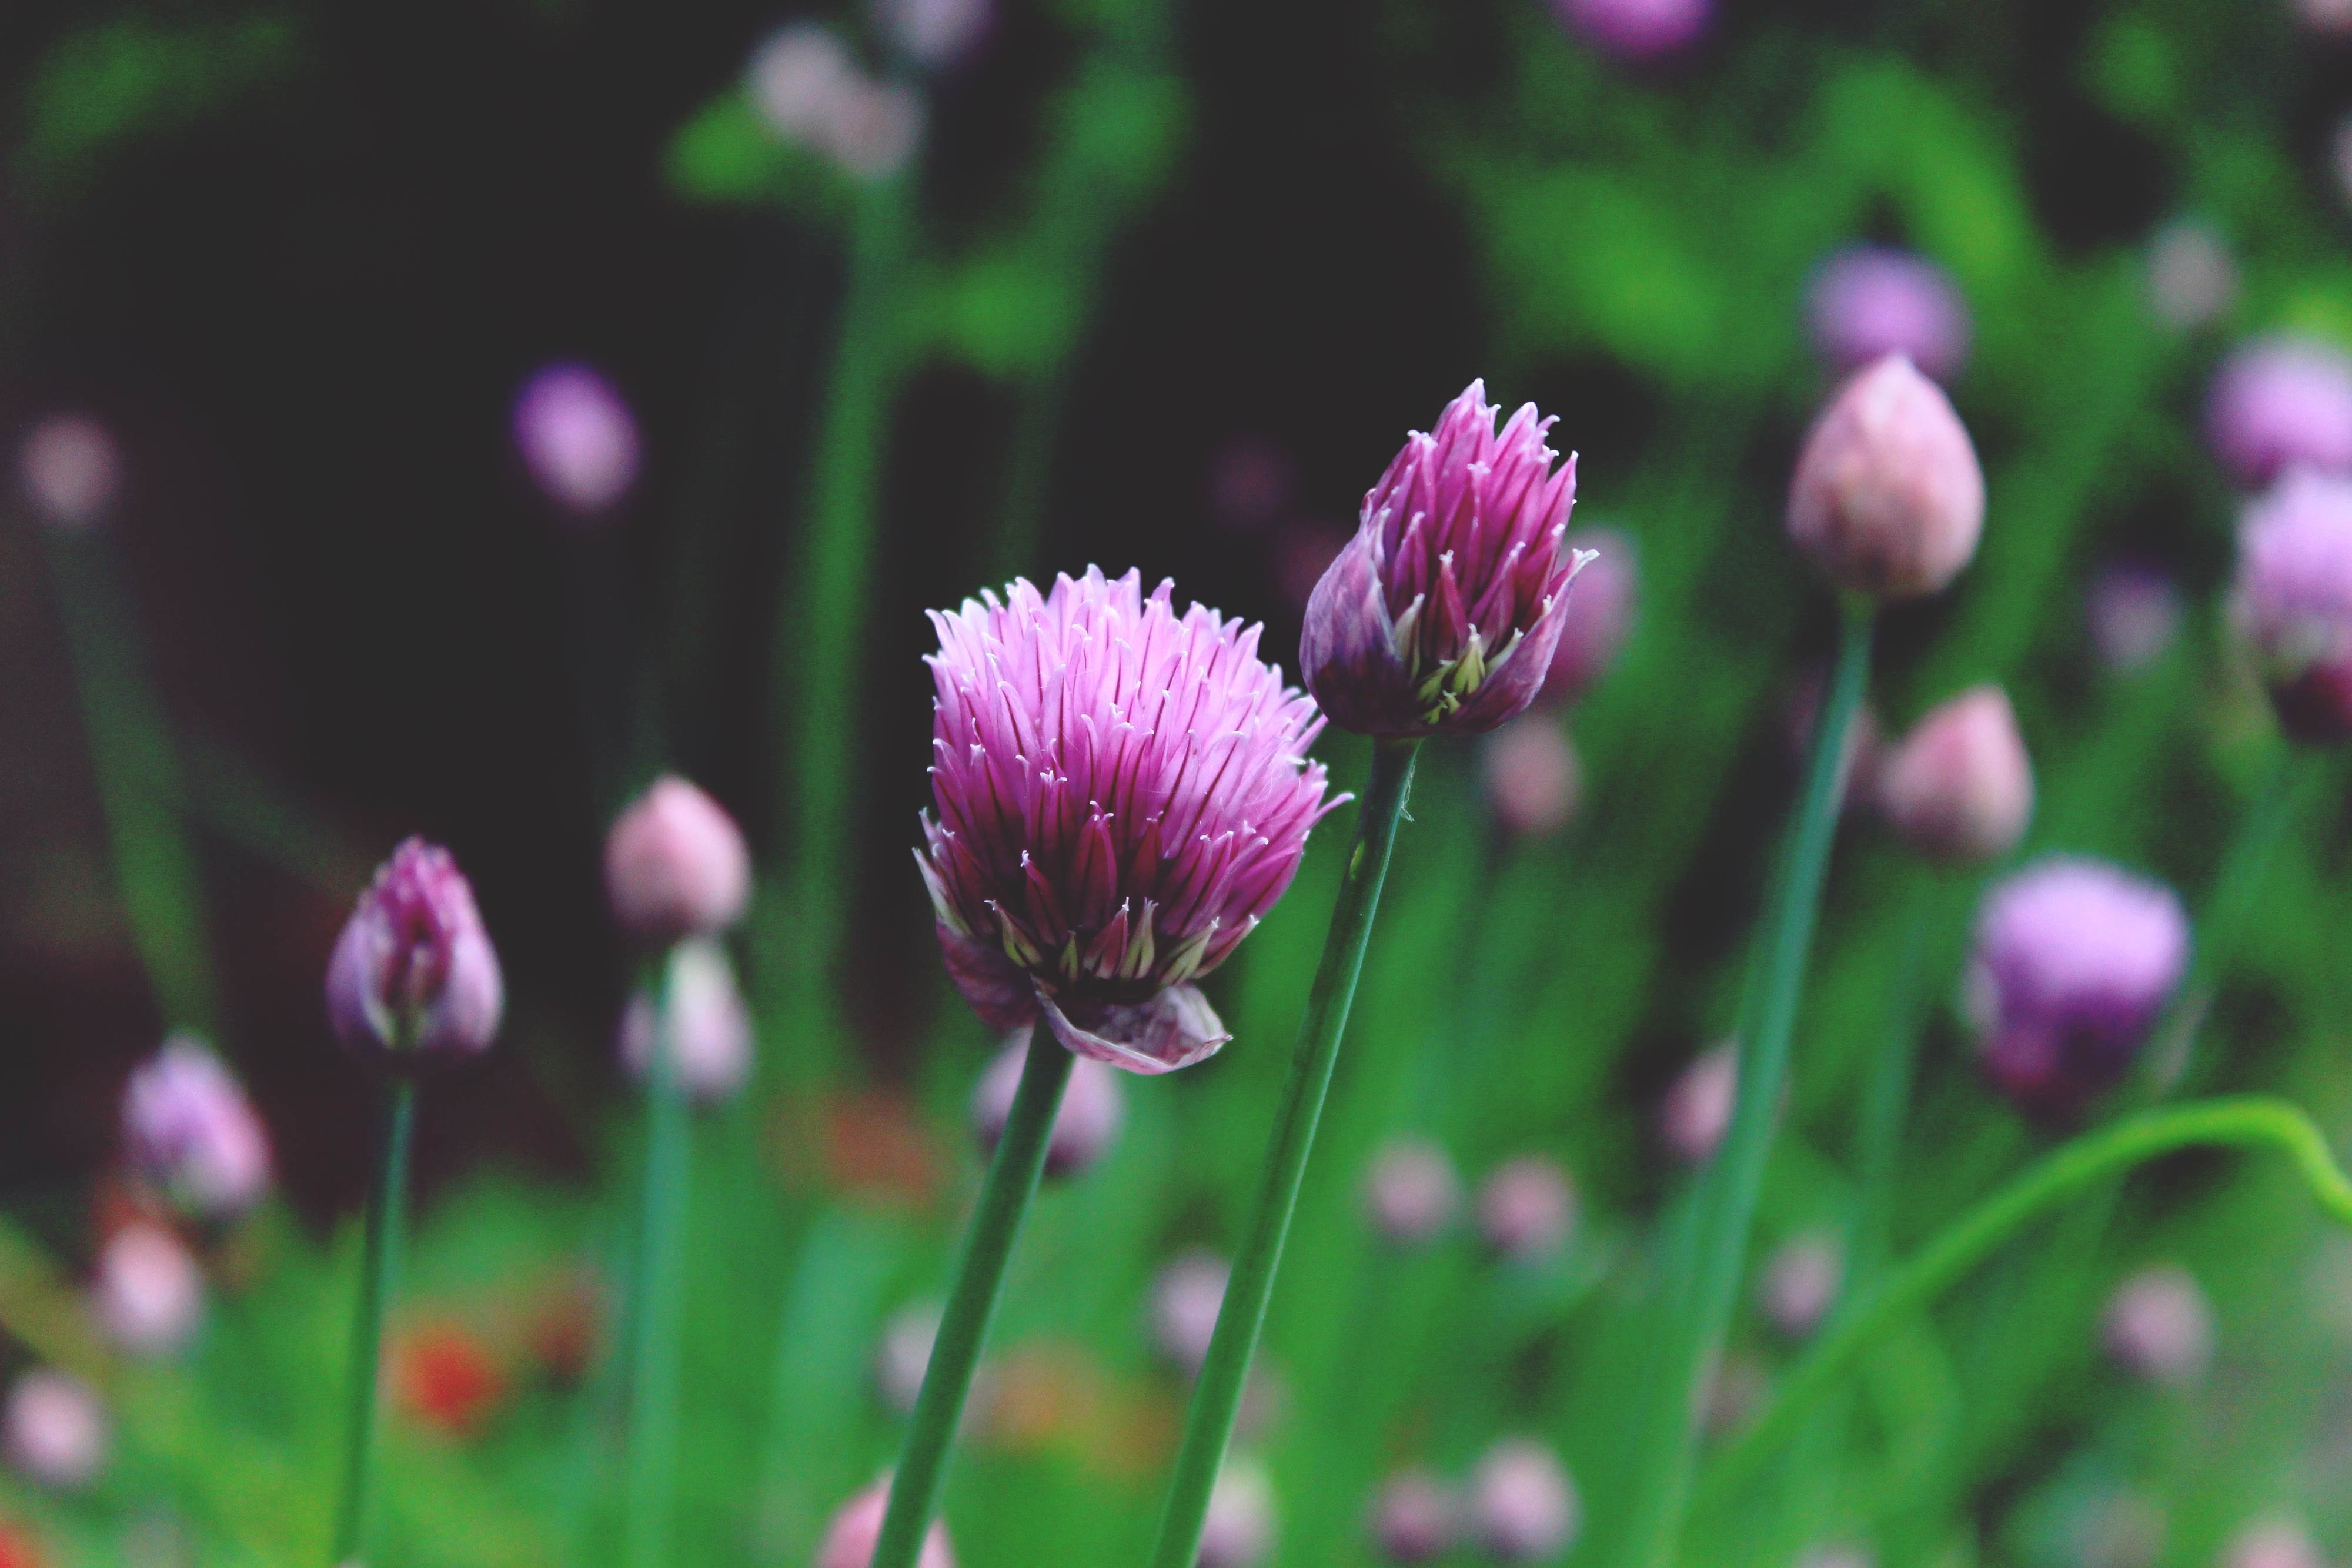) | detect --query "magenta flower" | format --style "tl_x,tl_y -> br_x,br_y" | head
2231,468 -> 2352,742
2205,335 -> 2352,491
1302,382 -> 1590,737
604,774 -> 753,945
1548,0 -> 1712,60
1467,1439 -> 1579,1563
512,363 -> 640,517
917,568 -> 1338,1073
1805,246 -> 1972,383
326,838 -> 505,1073
1871,684 -> 2034,862
122,1034 -> 272,1222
